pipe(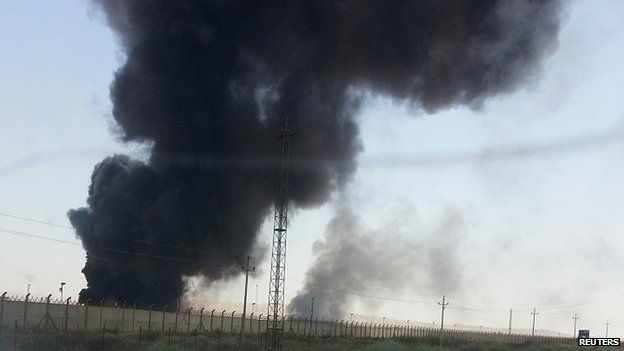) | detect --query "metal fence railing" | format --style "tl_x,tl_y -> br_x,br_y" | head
0,291 -> 577,349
